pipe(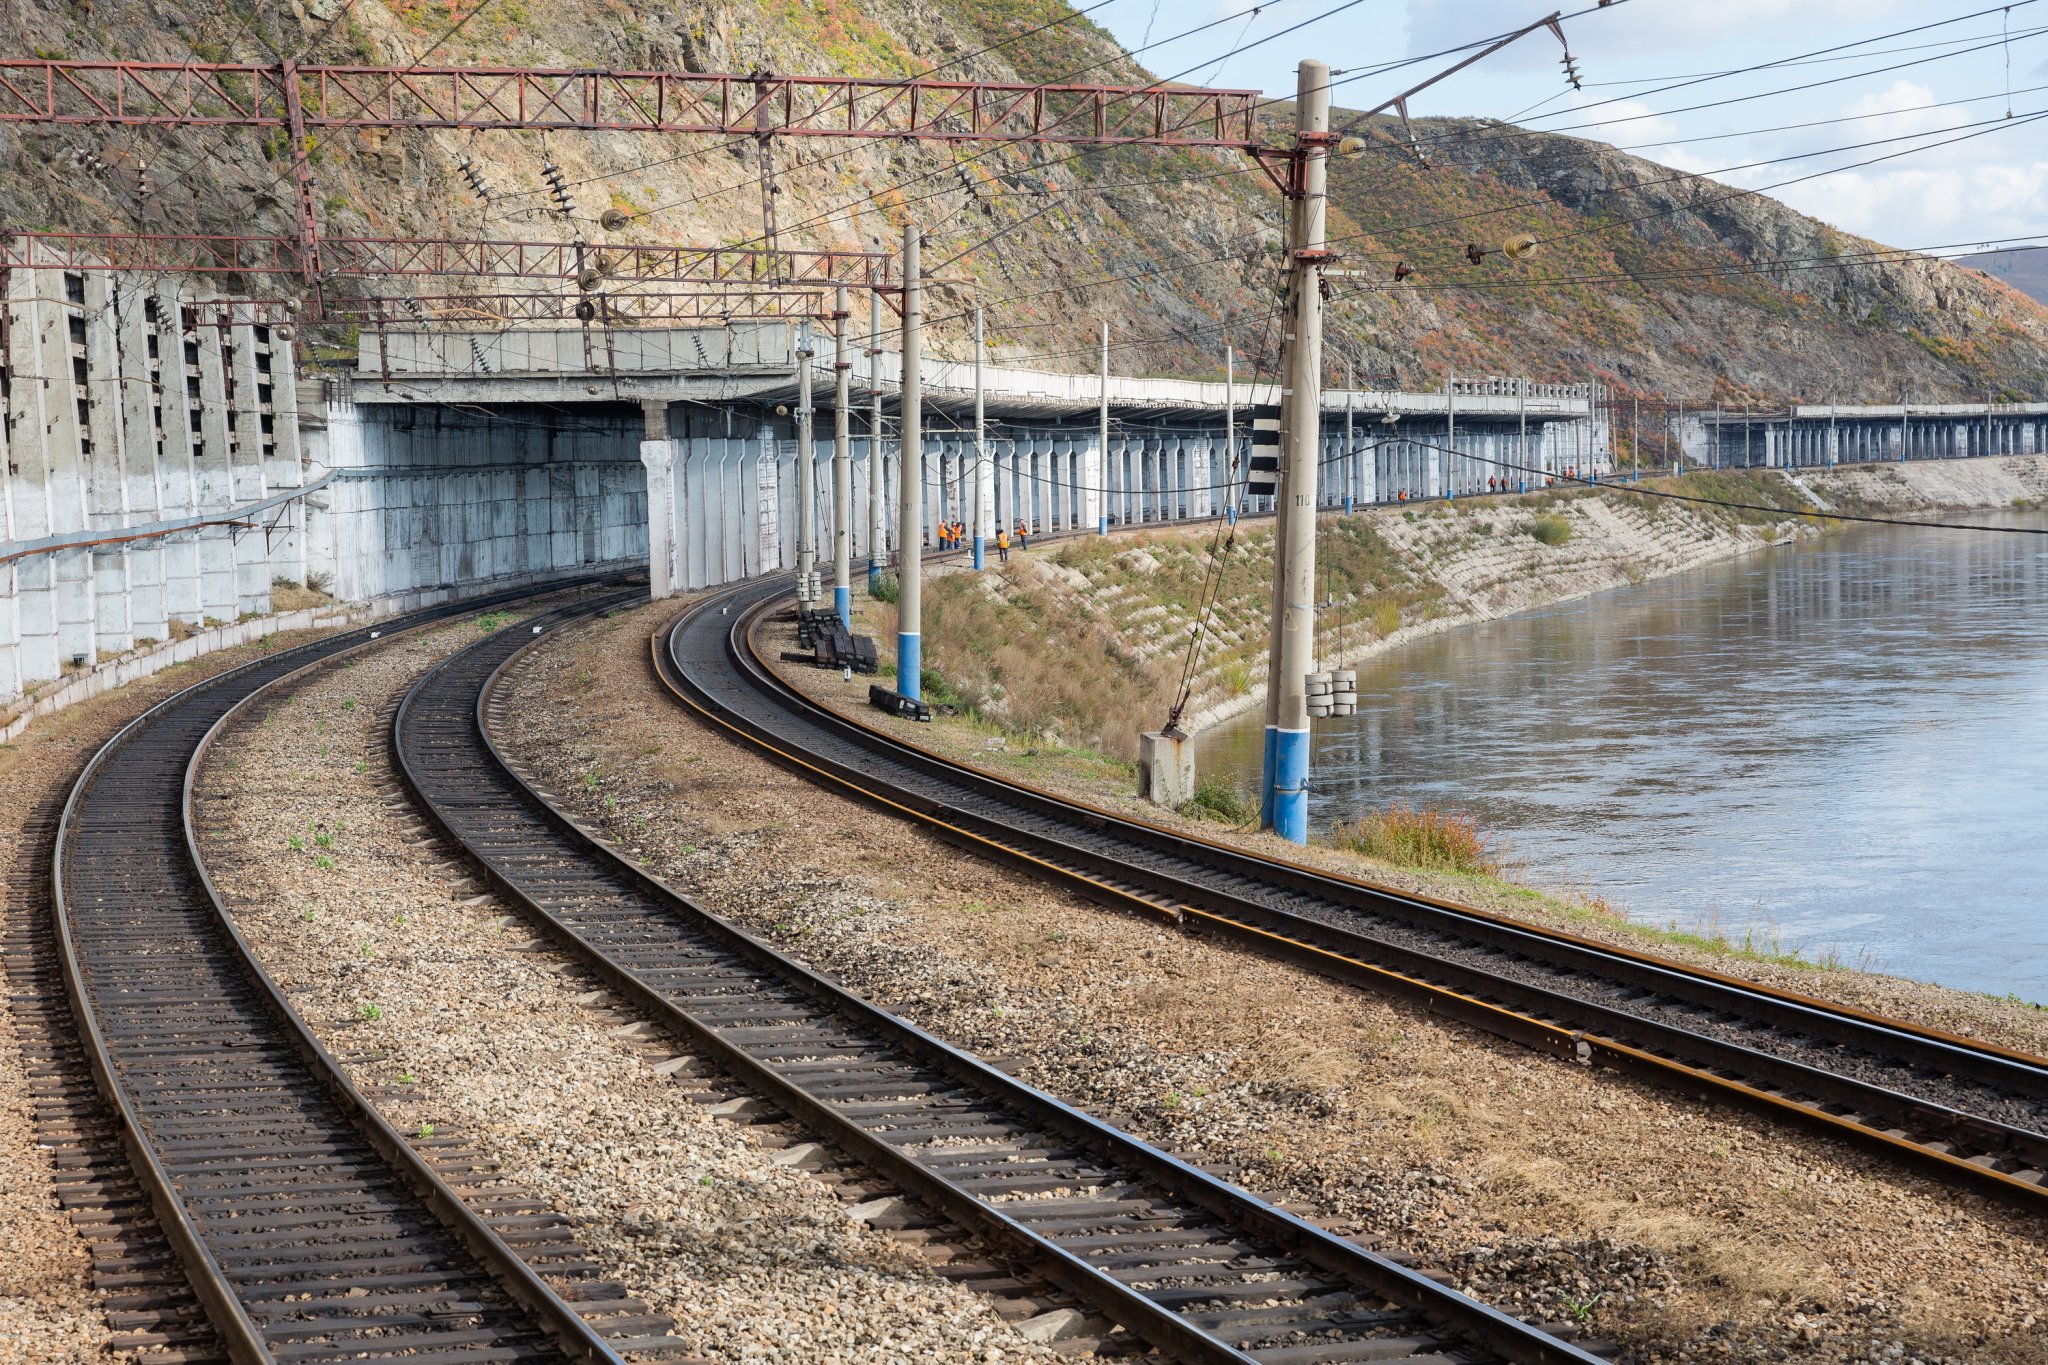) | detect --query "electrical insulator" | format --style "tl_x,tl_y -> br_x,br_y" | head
574,298 -> 597,322
457,154 -> 493,201
542,159 -> 575,217
469,336 -> 493,374
1503,233 -> 1538,260
1560,52 -> 1582,90
1465,242 -> 1488,265
135,159 -> 154,201
599,207 -> 630,231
